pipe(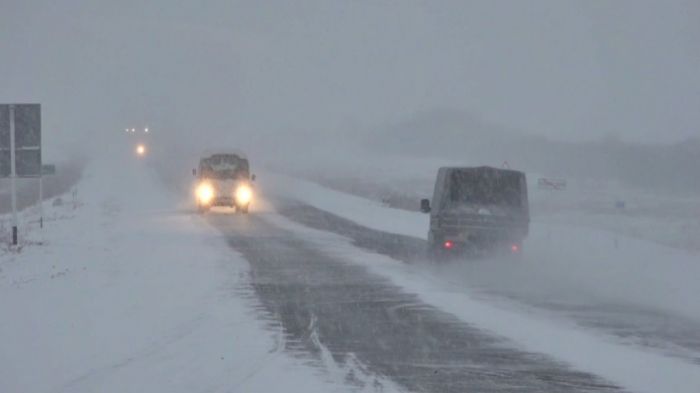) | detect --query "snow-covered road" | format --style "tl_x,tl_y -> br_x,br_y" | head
208,210 -> 620,393
0,156 -> 397,393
